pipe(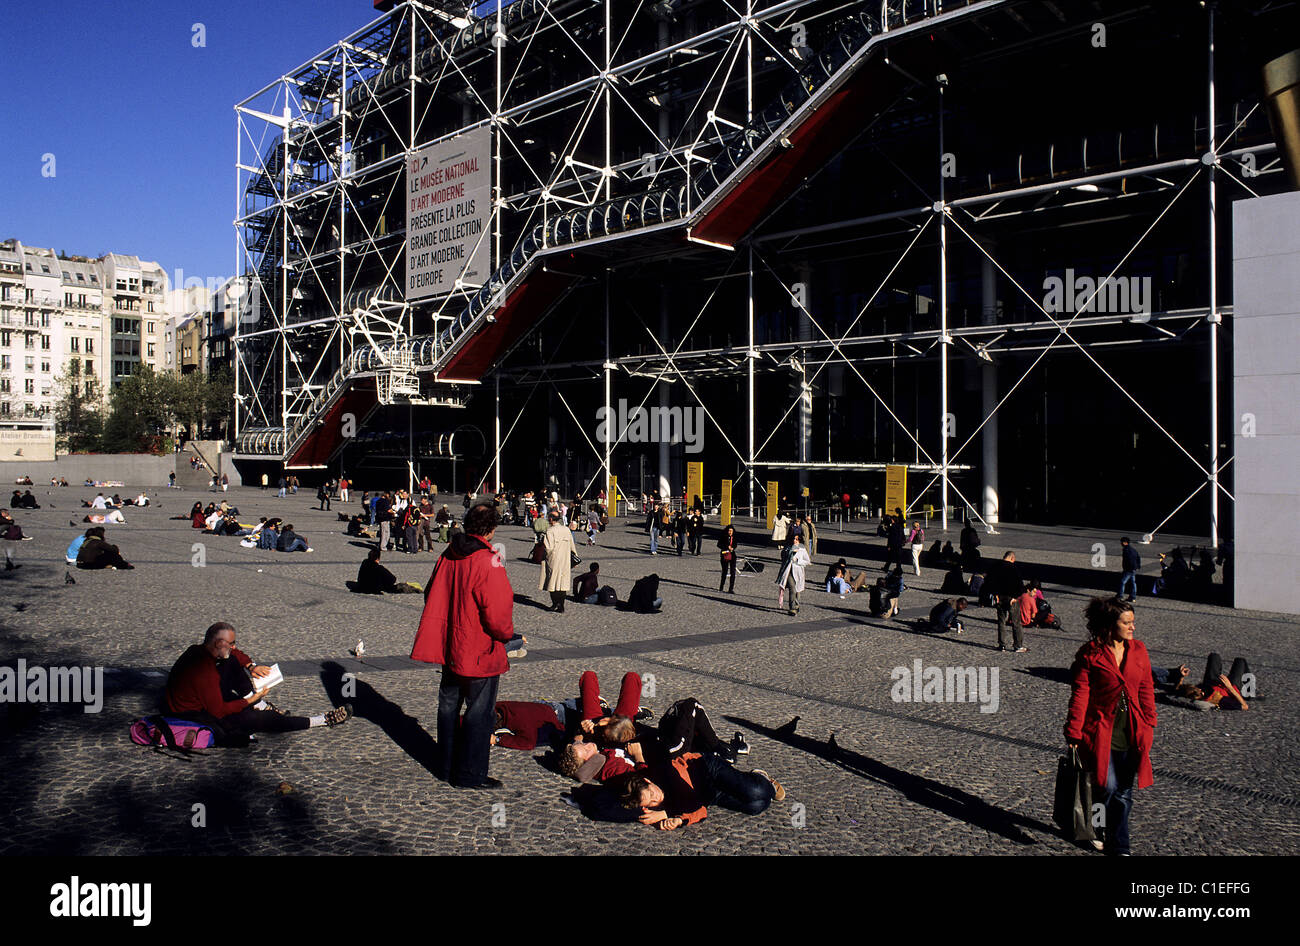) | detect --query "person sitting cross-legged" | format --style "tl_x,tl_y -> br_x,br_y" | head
163,621 -> 351,744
